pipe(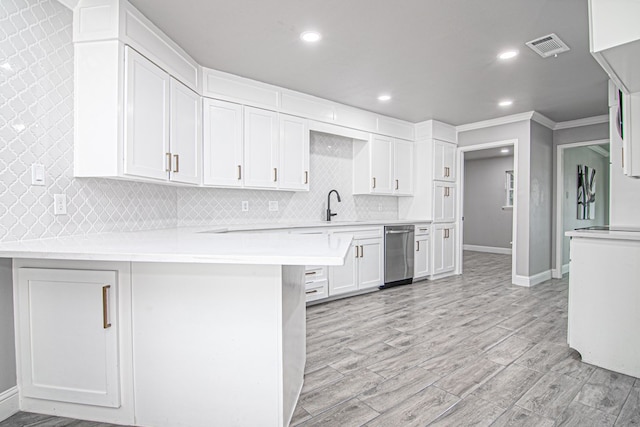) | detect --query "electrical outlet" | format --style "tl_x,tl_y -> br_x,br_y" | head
268,201 -> 278,212
241,201 -> 249,212
54,194 -> 67,215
